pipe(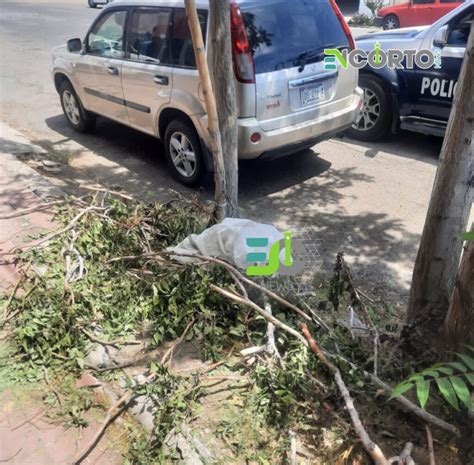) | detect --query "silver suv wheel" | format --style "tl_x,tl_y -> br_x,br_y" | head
62,90 -> 80,125
169,132 -> 197,178
353,88 -> 380,132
